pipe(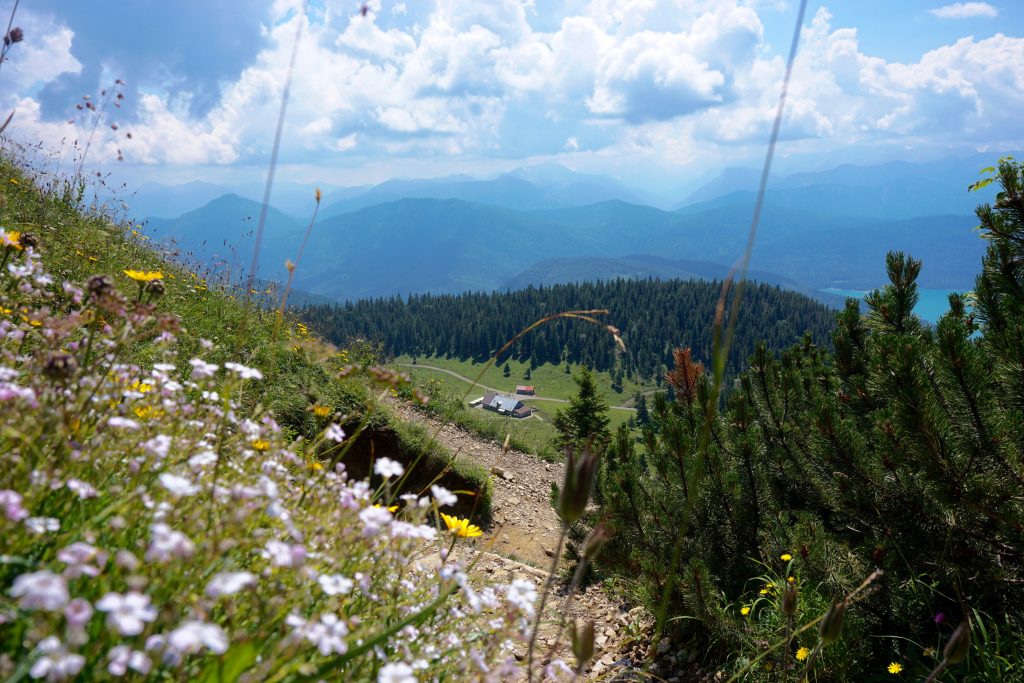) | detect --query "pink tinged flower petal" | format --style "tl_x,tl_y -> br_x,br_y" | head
9,571 -> 69,611
205,572 -> 257,598
96,591 -> 157,636
374,457 -> 404,479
